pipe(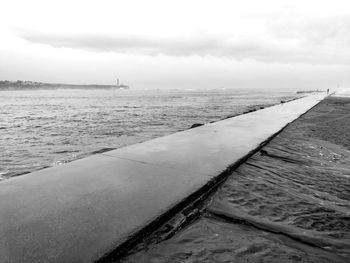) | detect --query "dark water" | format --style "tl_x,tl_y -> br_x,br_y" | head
0,88 -> 296,179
